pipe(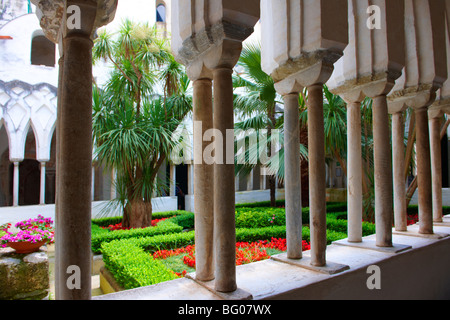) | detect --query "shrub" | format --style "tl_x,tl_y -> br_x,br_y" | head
91,220 -> 183,254
235,207 -> 286,228
91,210 -> 189,228
102,240 -> 178,289
168,212 -> 195,229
